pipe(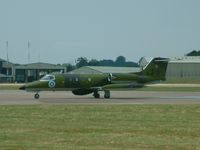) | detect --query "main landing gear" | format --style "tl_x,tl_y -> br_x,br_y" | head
93,90 -> 111,99
93,91 -> 100,98
104,90 -> 110,99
